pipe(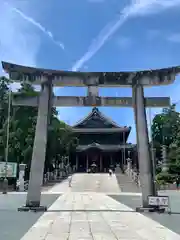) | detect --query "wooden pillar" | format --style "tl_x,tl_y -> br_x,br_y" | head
86,155 -> 89,170
121,150 -> 123,166
110,155 -> 113,165
76,154 -> 78,171
123,131 -> 126,166
100,154 -> 102,172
